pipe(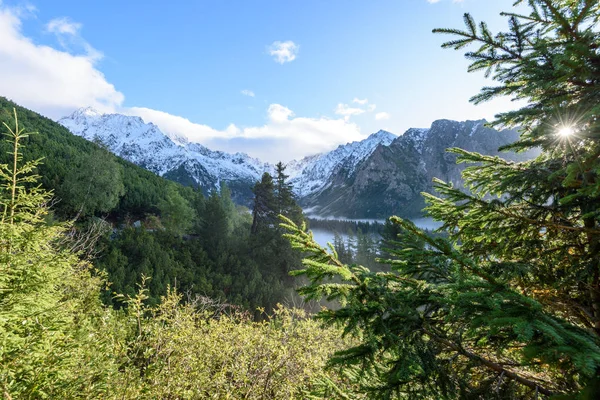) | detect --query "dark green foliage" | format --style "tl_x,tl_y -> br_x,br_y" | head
249,166 -> 307,299
0,98 -> 310,313
100,227 -> 205,306
199,189 -> 231,256
96,169 -> 307,311
157,183 -> 196,233
0,97 -> 169,221
60,145 -> 125,217
251,172 -> 277,234
275,162 -> 303,223
284,1 -> 600,398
